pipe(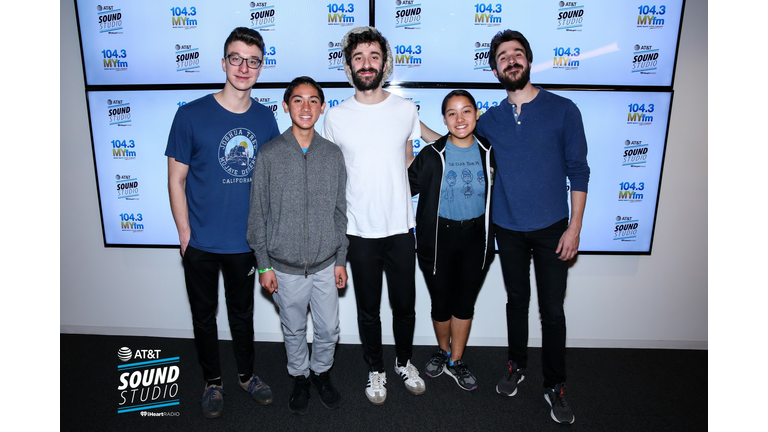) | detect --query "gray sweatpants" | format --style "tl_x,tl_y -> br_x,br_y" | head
272,265 -> 340,377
